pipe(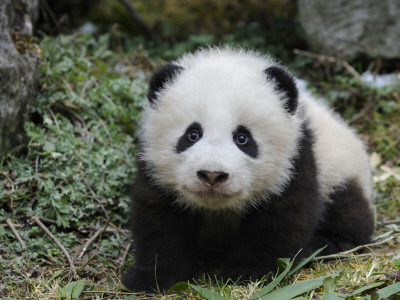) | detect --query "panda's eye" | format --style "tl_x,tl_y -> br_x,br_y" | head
176,122 -> 203,153
188,130 -> 201,142
233,125 -> 258,158
235,133 -> 248,145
